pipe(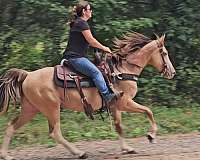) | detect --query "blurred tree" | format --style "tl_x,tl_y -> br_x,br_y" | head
0,0 -> 199,106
